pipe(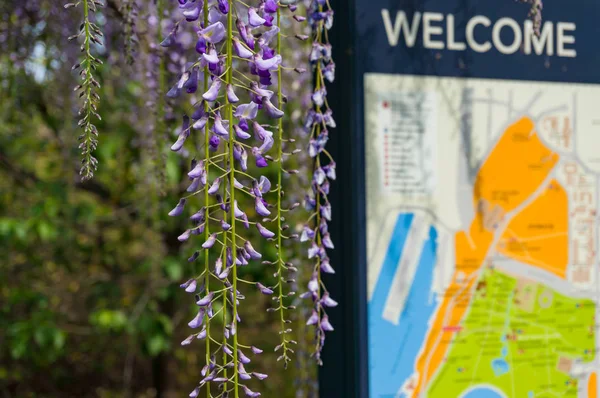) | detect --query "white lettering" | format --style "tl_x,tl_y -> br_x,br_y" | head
381,9 -> 421,47
466,15 -> 492,53
557,22 -> 577,57
423,12 -> 445,50
524,20 -> 554,55
447,14 -> 466,51
492,17 -> 522,54
380,9 -> 576,58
